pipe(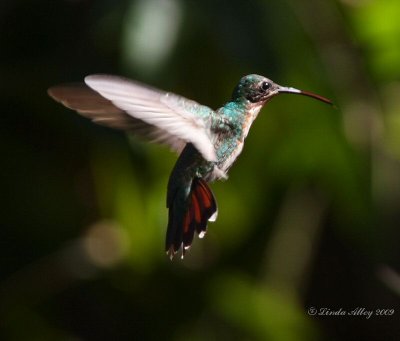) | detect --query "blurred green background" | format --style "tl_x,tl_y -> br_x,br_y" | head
1,0 -> 399,340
